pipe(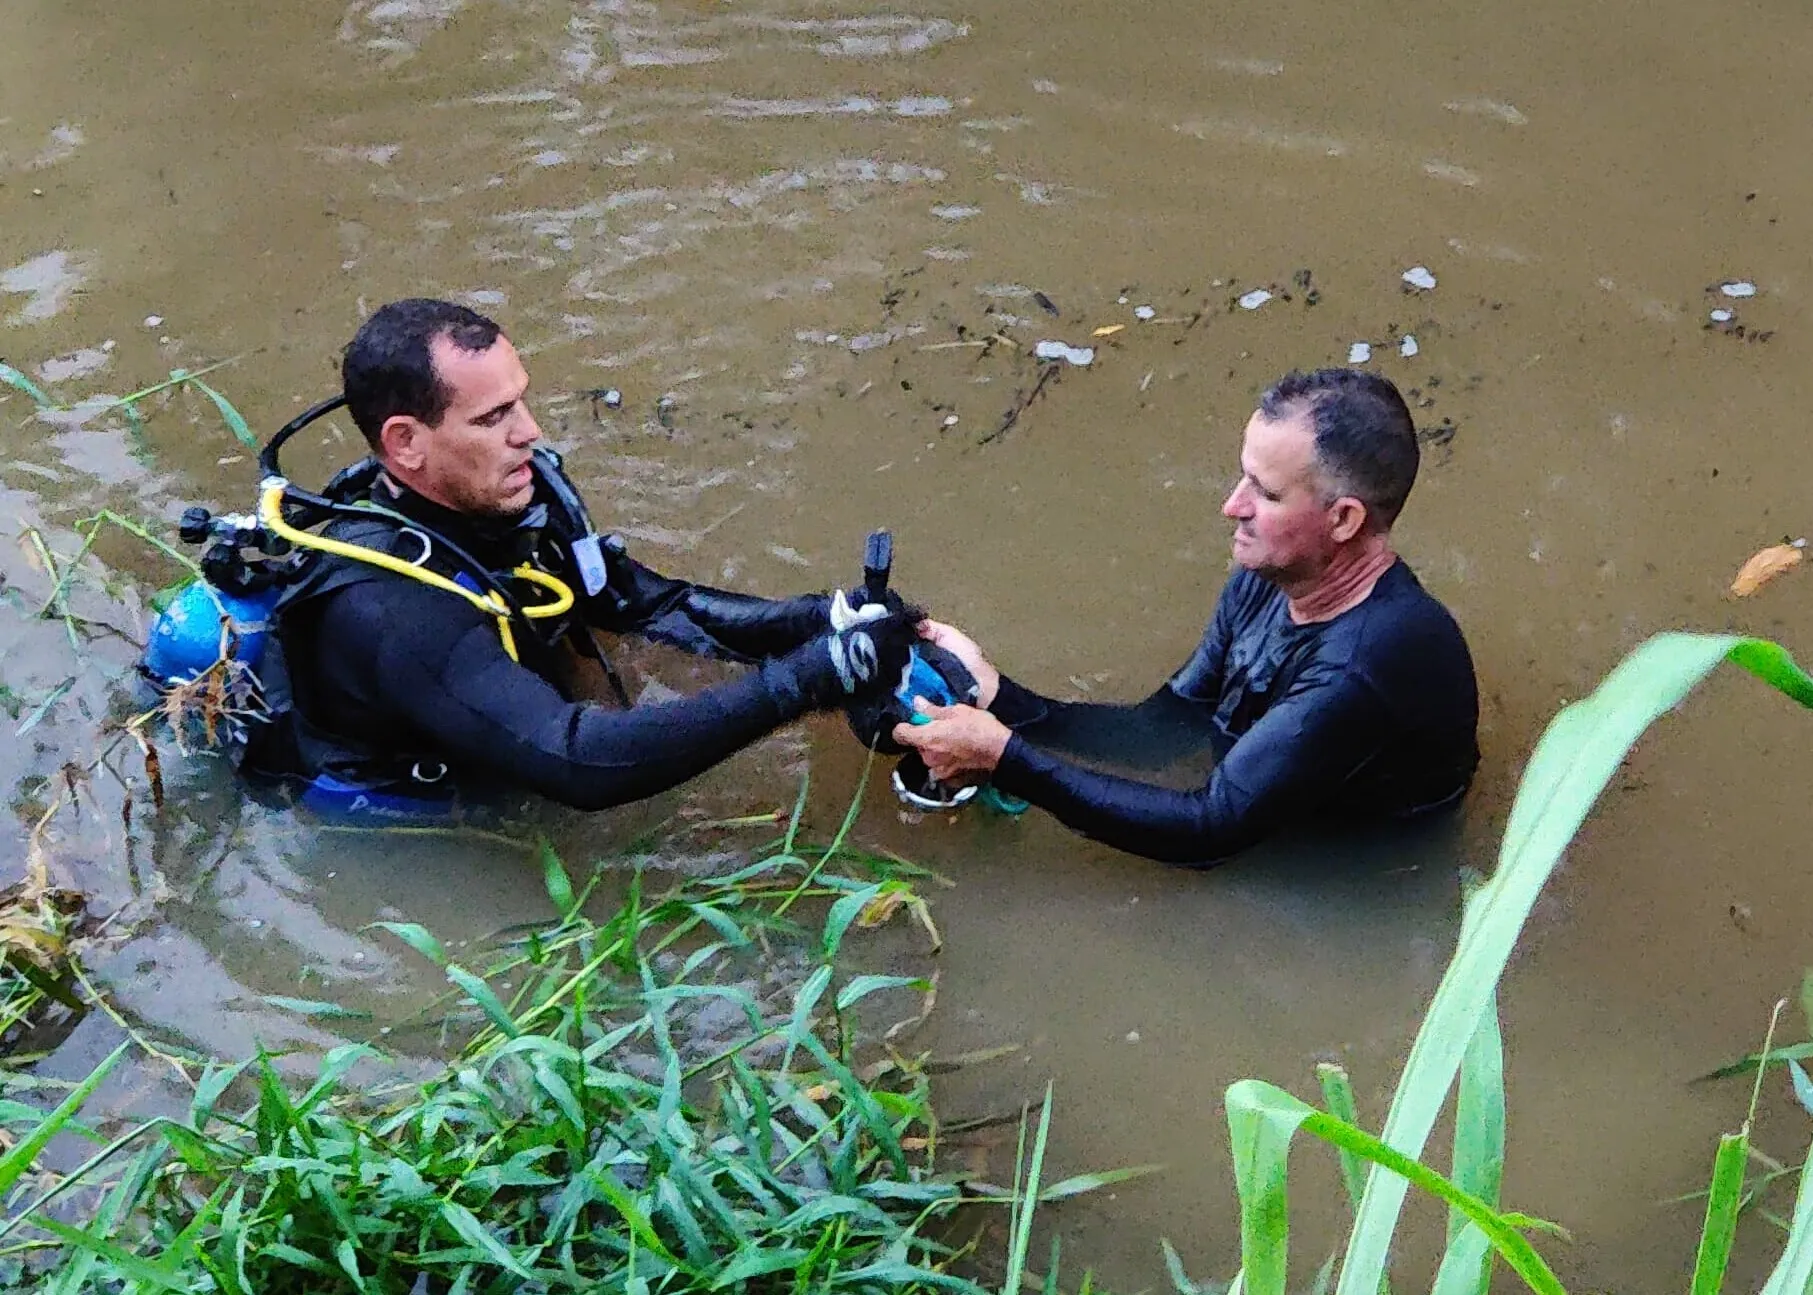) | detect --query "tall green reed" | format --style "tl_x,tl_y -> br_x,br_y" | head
1182,632 -> 1813,1295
